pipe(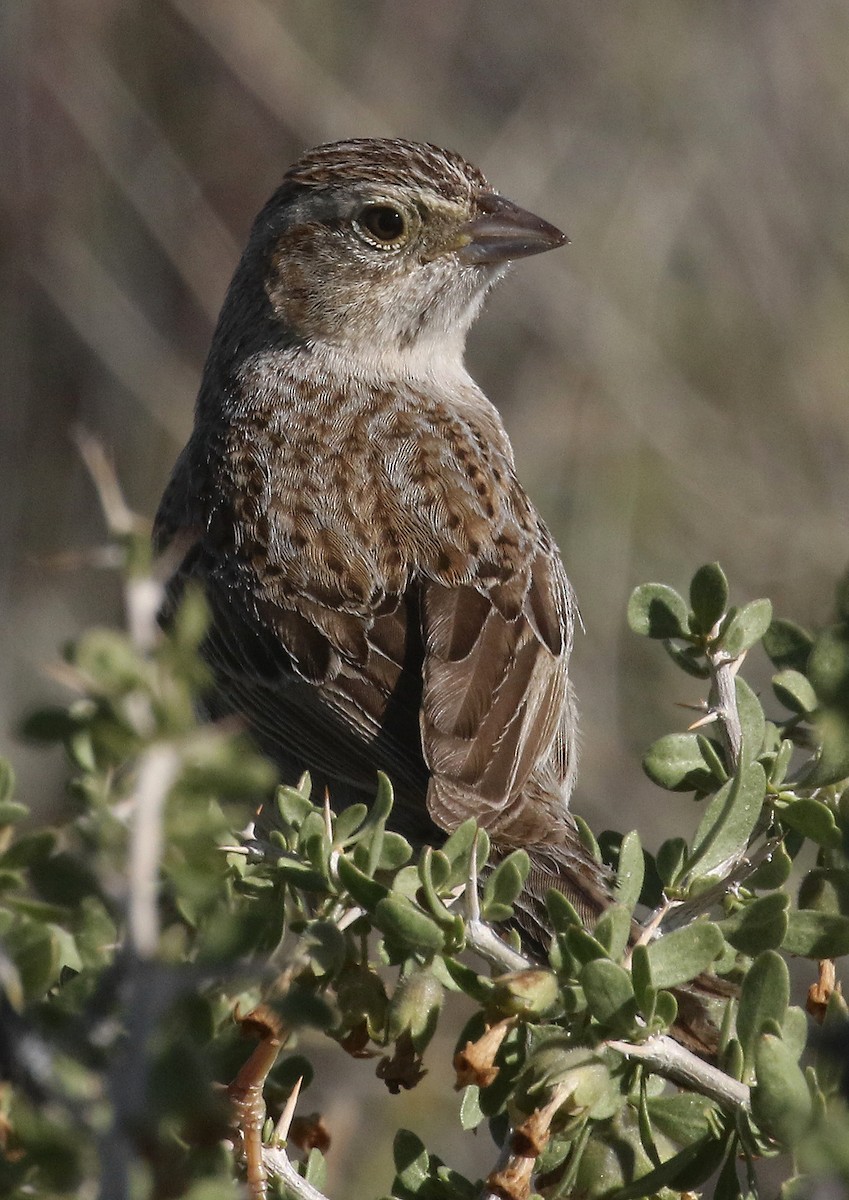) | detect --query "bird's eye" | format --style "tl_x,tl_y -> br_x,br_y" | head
353,204 -> 408,249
